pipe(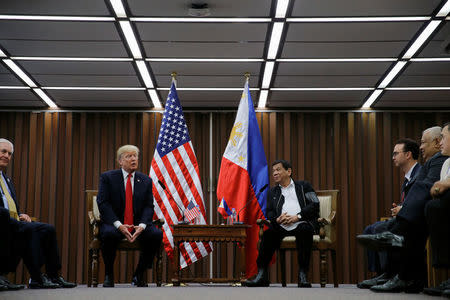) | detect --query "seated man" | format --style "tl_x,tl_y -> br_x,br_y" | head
358,138 -> 421,288
0,138 -> 76,289
243,159 -> 319,288
97,145 -> 163,288
423,122 -> 450,297
357,126 -> 449,293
